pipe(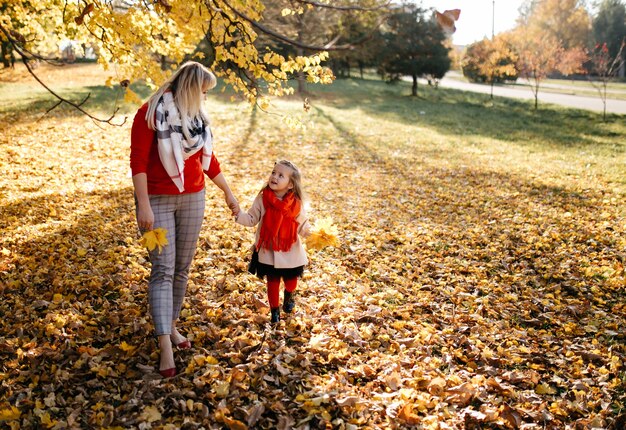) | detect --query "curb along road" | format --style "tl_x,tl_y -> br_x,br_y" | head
422,72 -> 626,115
